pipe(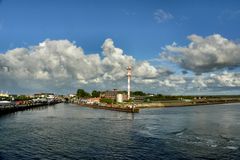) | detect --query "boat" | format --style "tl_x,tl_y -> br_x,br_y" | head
0,101 -> 12,107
